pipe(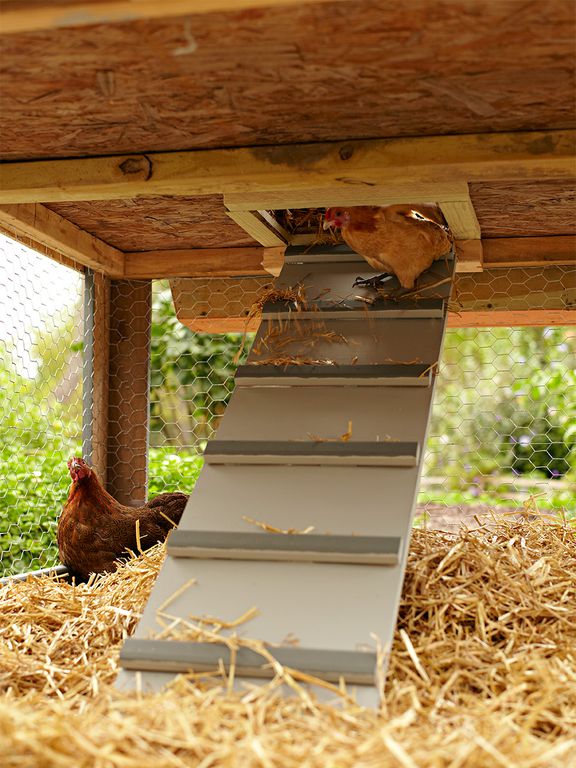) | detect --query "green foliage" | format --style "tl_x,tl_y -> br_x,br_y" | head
425,327 -> 576,489
147,448 -> 204,497
150,284 -> 252,445
0,452 -> 71,575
